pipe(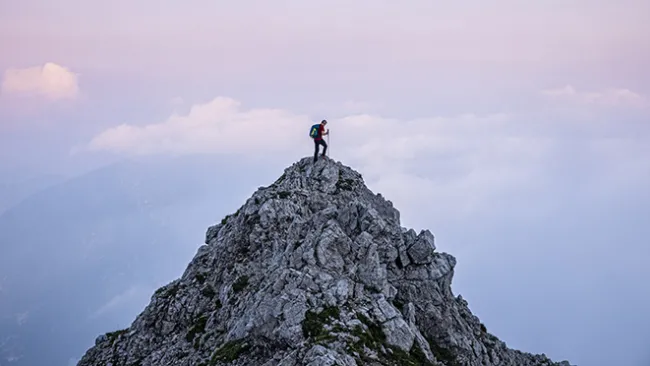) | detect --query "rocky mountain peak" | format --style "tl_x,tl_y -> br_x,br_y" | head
78,156 -> 573,366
